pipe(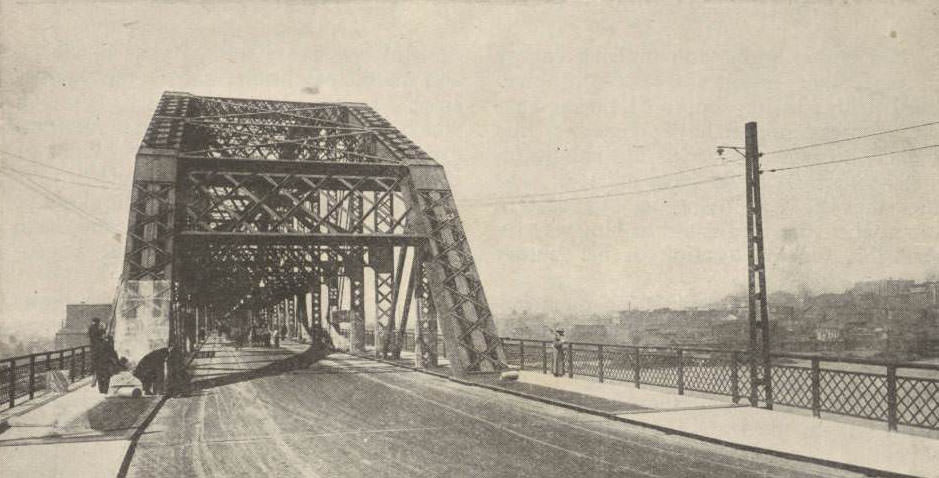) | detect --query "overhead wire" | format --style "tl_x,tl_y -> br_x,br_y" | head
0,168 -> 124,238
468,173 -> 743,207
1,164 -> 122,190
468,119 -> 939,207
467,161 -> 740,203
762,144 -> 939,174
762,120 -> 939,156
0,149 -> 121,186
